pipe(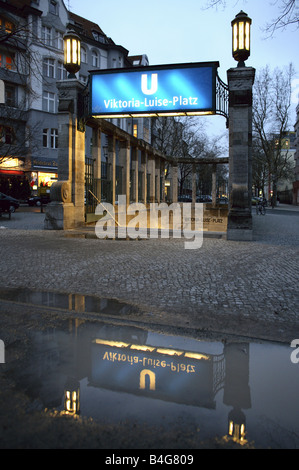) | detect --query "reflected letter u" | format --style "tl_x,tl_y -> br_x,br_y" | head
139,369 -> 156,390
141,73 -> 158,95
